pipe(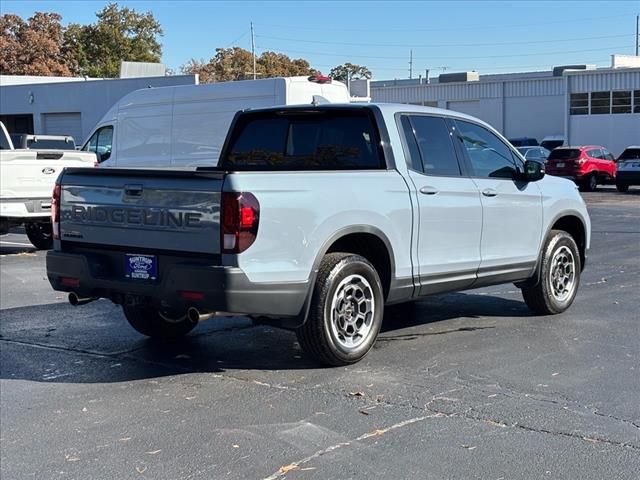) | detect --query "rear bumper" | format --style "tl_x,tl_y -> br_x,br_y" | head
0,197 -> 52,219
616,171 -> 640,185
46,250 -> 309,318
